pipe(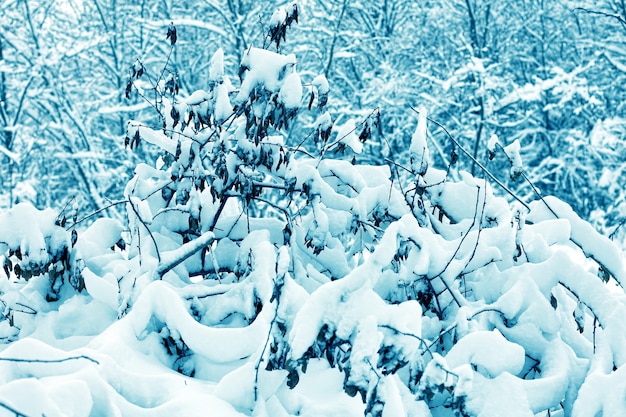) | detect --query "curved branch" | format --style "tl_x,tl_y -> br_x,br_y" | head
575,7 -> 626,27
